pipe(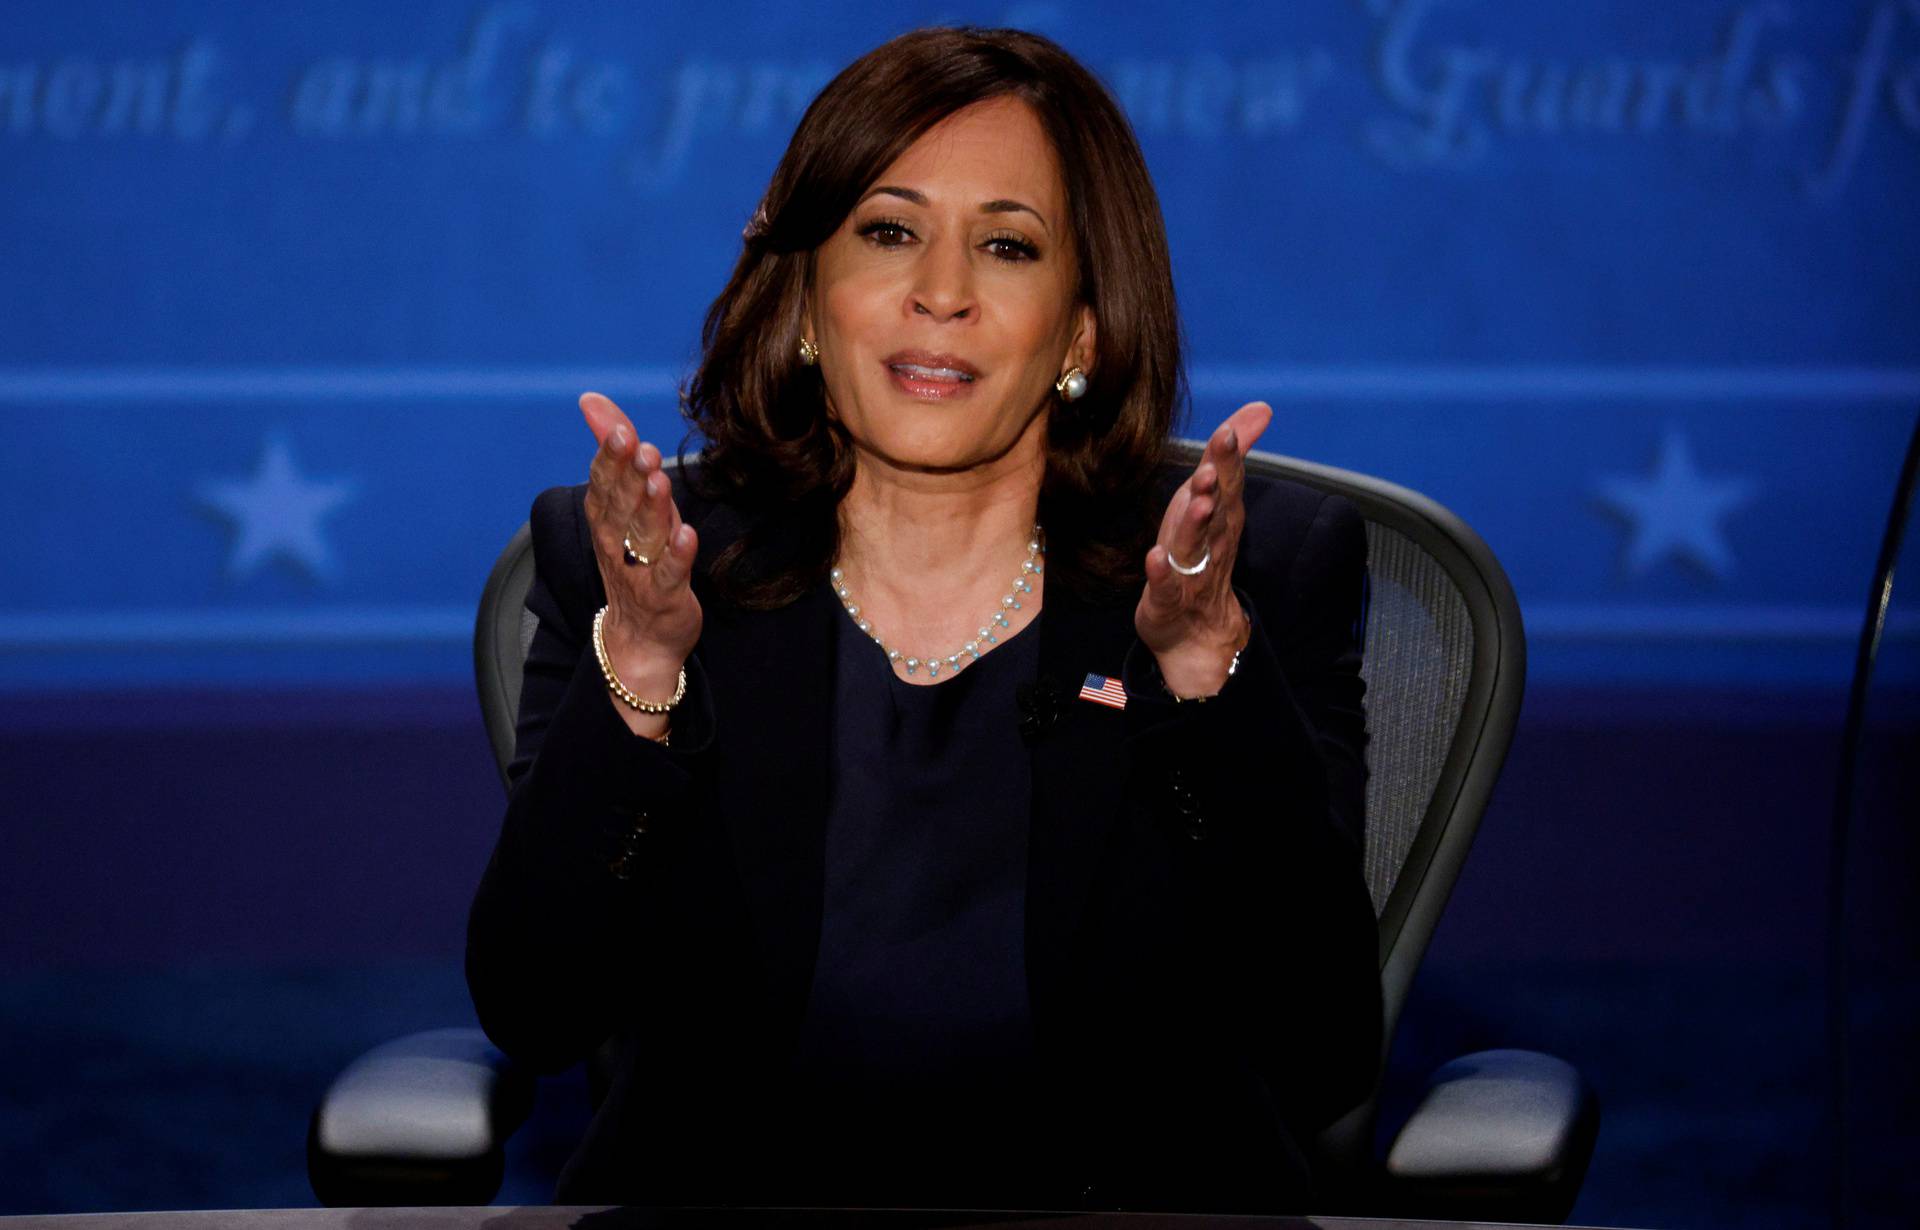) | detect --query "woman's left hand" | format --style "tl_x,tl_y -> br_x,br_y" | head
1135,401 -> 1273,698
